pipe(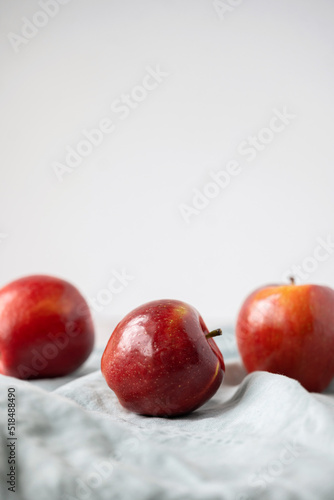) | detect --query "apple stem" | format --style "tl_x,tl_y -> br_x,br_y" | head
289,276 -> 295,285
206,329 -> 222,339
